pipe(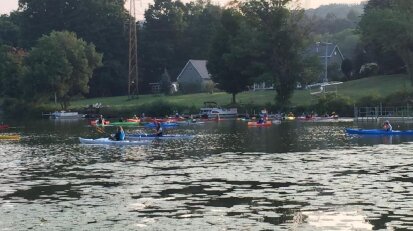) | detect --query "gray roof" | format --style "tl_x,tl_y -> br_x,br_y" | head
177,60 -> 211,80
308,43 -> 344,60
